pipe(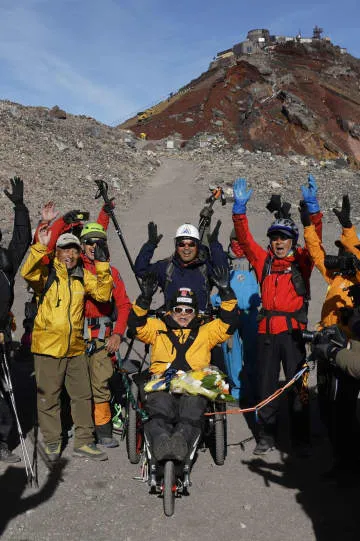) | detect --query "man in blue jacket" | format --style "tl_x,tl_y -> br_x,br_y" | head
134,222 -> 228,313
